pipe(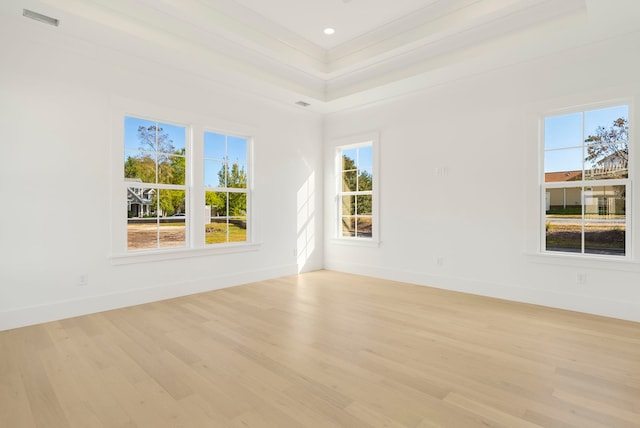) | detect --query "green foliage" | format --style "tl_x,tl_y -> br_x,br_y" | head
205,191 -> 225,214
124,154 -> 155,183
210,162 -> 247,217
341,155 -> 372,215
